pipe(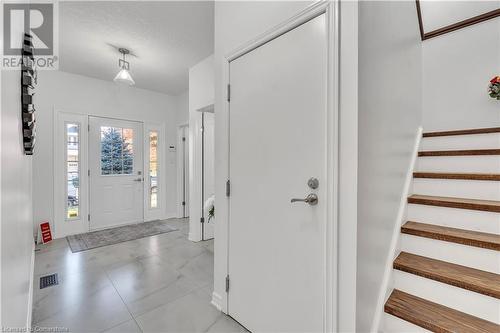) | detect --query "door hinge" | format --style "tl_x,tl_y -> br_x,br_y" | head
88,124 -> 90,131
226,179 -> 231,197
227,84 -> 231,102
225,275 -> 230,292
87,214 -> 90,221
182,201 -> 186,206
88,169 -> 90,177
200,217 -> 205,224
182,137 -> 186,142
